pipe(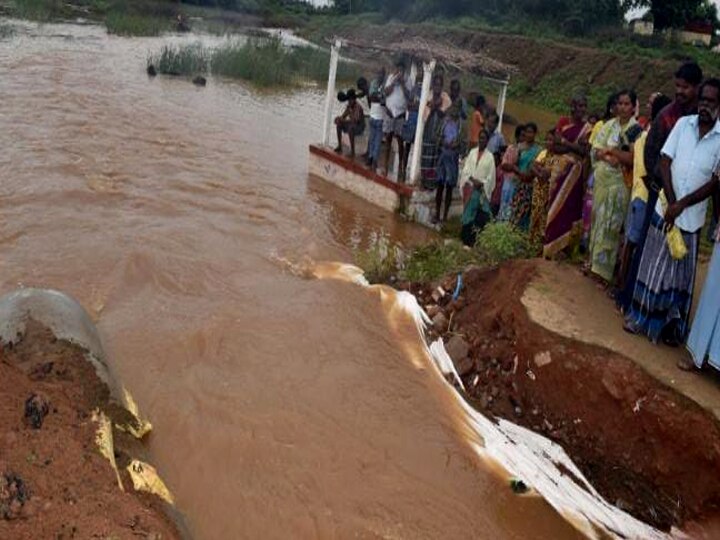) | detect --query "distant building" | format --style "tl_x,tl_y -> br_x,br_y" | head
677,20 -> 714,47
629,18 -> 654,36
